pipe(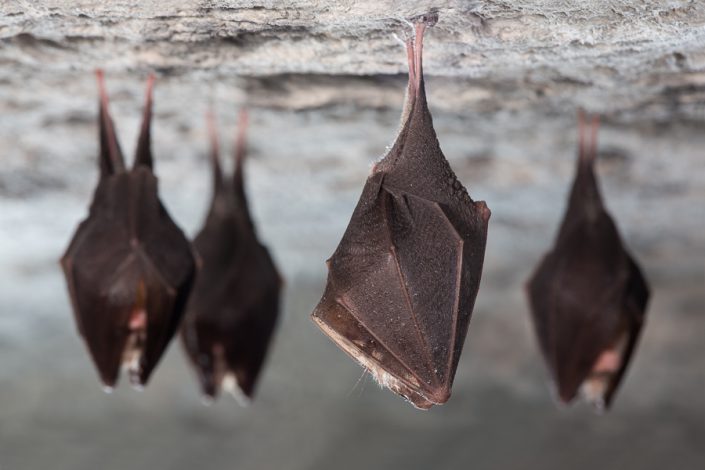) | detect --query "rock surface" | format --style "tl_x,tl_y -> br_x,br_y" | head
0,2 -> 704,470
